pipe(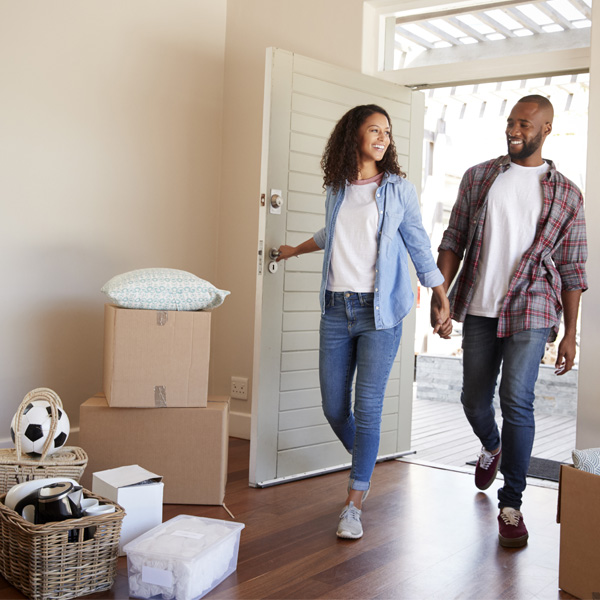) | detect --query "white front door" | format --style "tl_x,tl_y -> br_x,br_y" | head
249,48 -> 425,486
